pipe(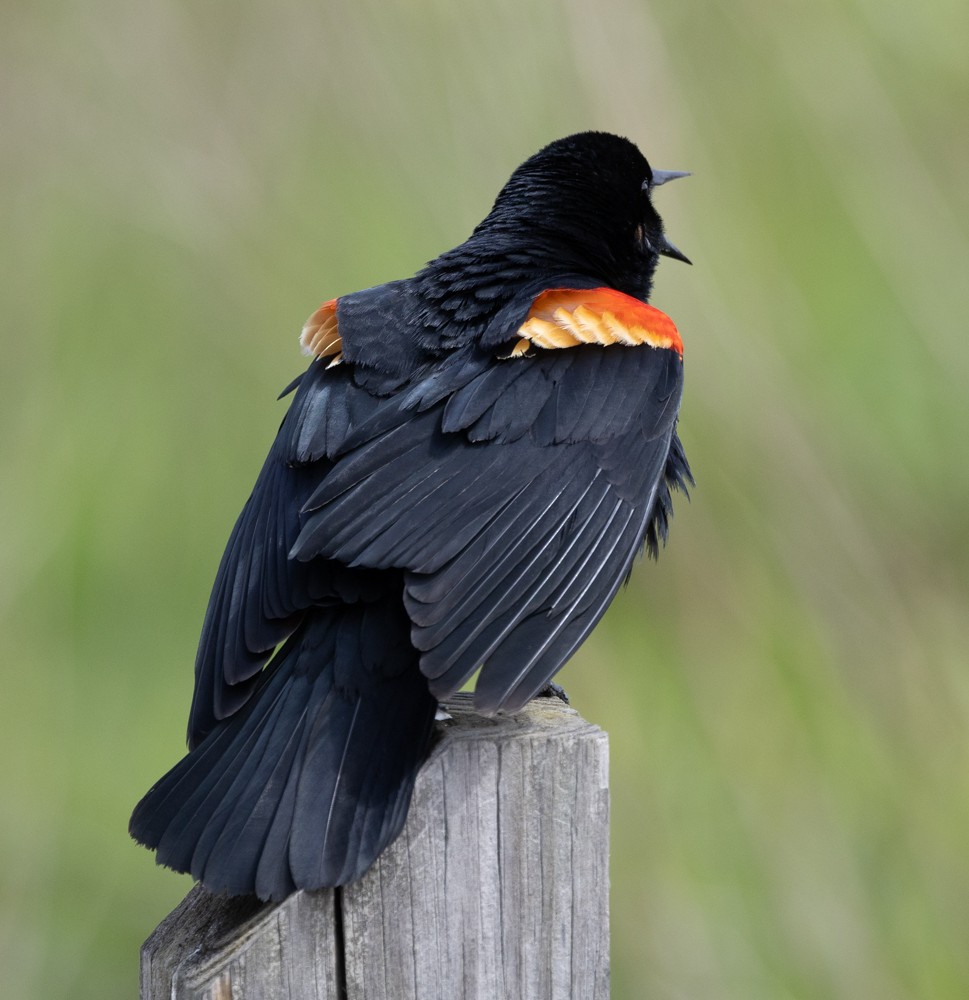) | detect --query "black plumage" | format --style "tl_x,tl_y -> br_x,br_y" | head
130,131 -> 694,900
